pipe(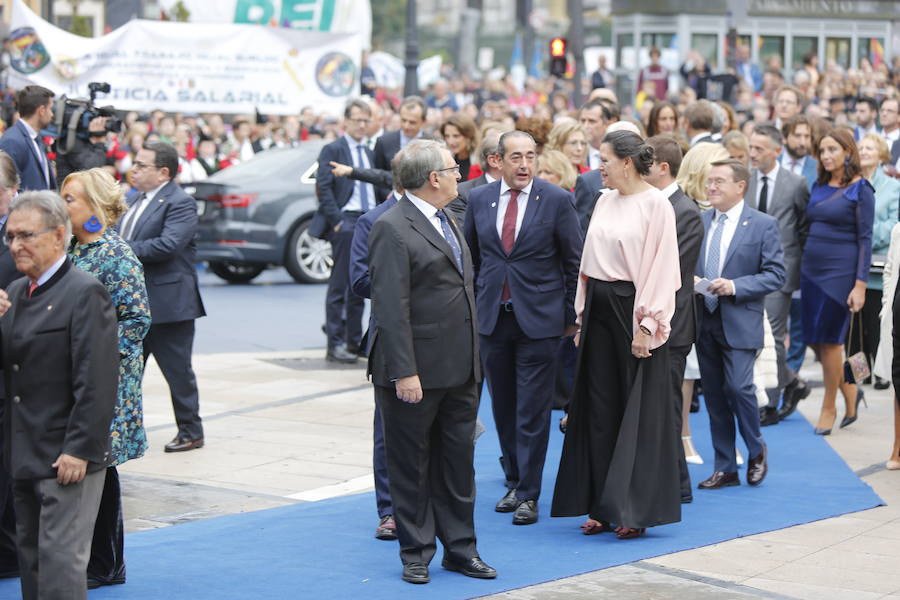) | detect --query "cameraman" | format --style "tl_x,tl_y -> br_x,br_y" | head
54,116 -> 109,184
